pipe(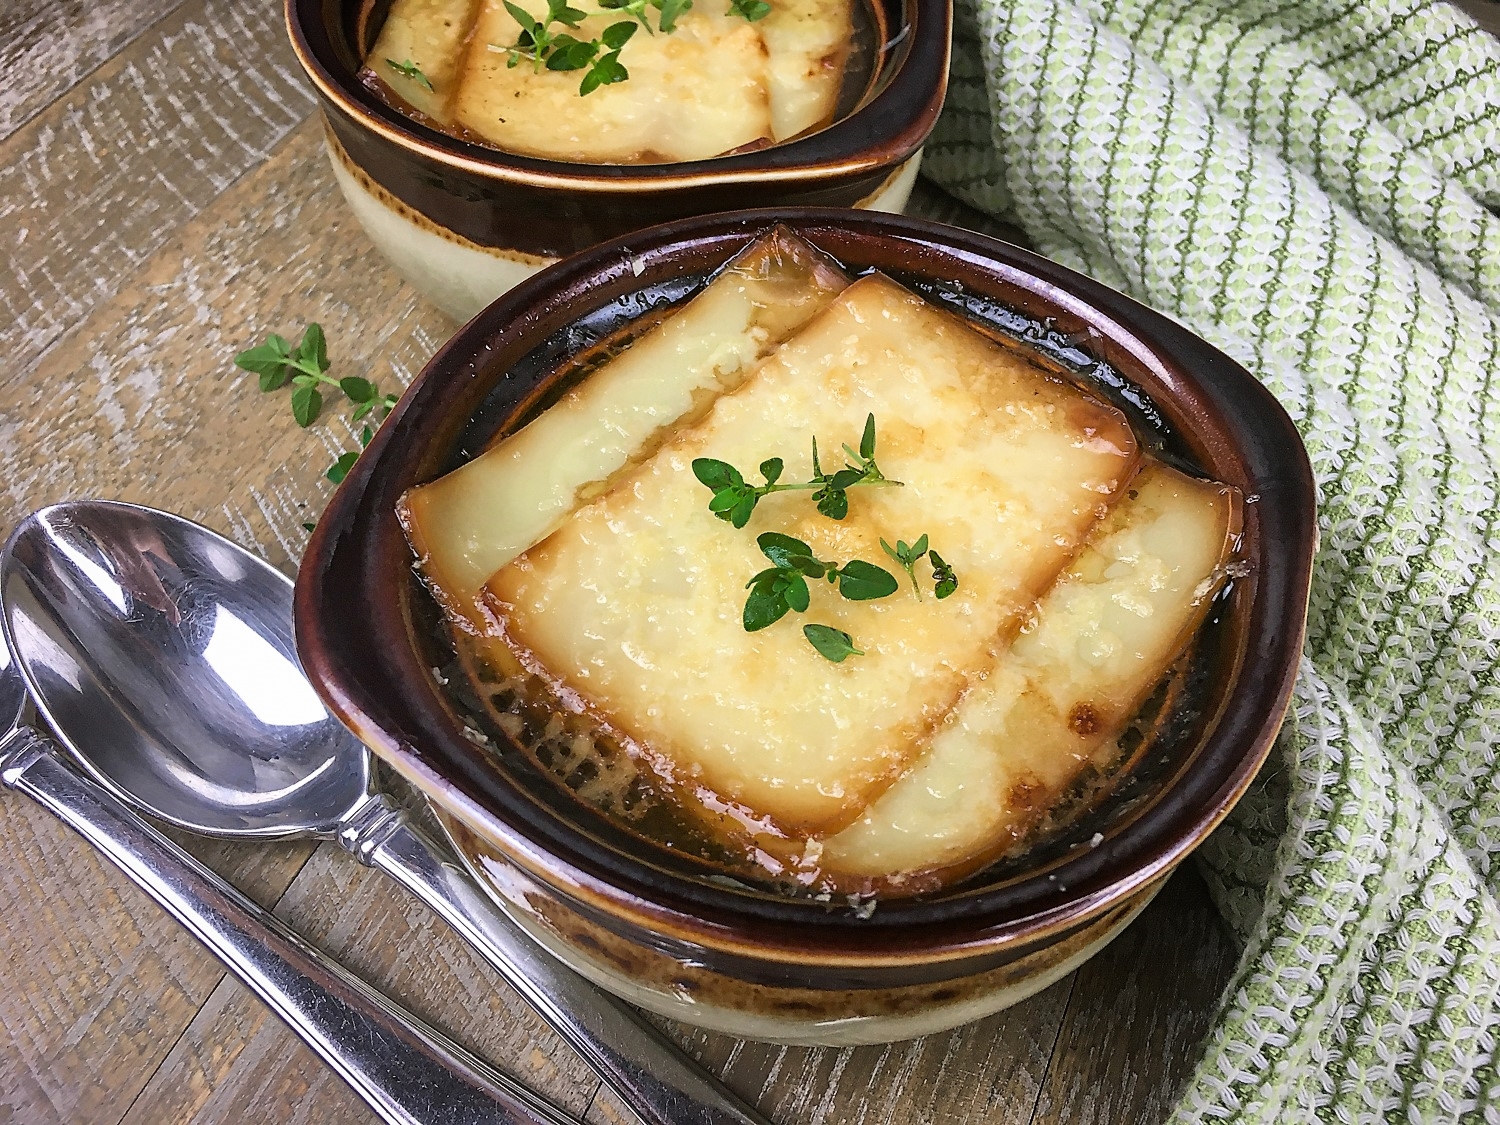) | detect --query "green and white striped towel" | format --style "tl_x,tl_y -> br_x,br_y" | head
921,0 -> 1500,1119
